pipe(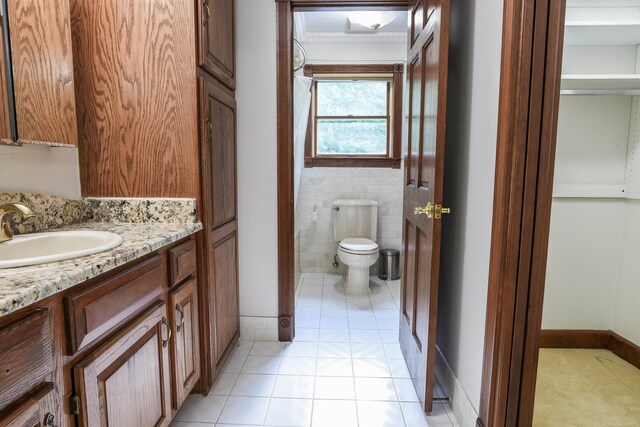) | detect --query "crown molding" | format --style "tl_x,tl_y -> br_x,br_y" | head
304,31 -> 407,44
